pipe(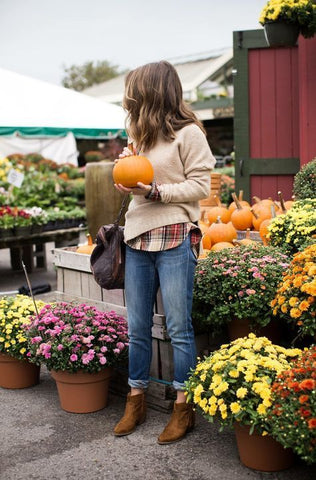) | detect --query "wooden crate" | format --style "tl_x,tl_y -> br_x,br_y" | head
53,247 -> 217,411
199,173 -> 222,207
